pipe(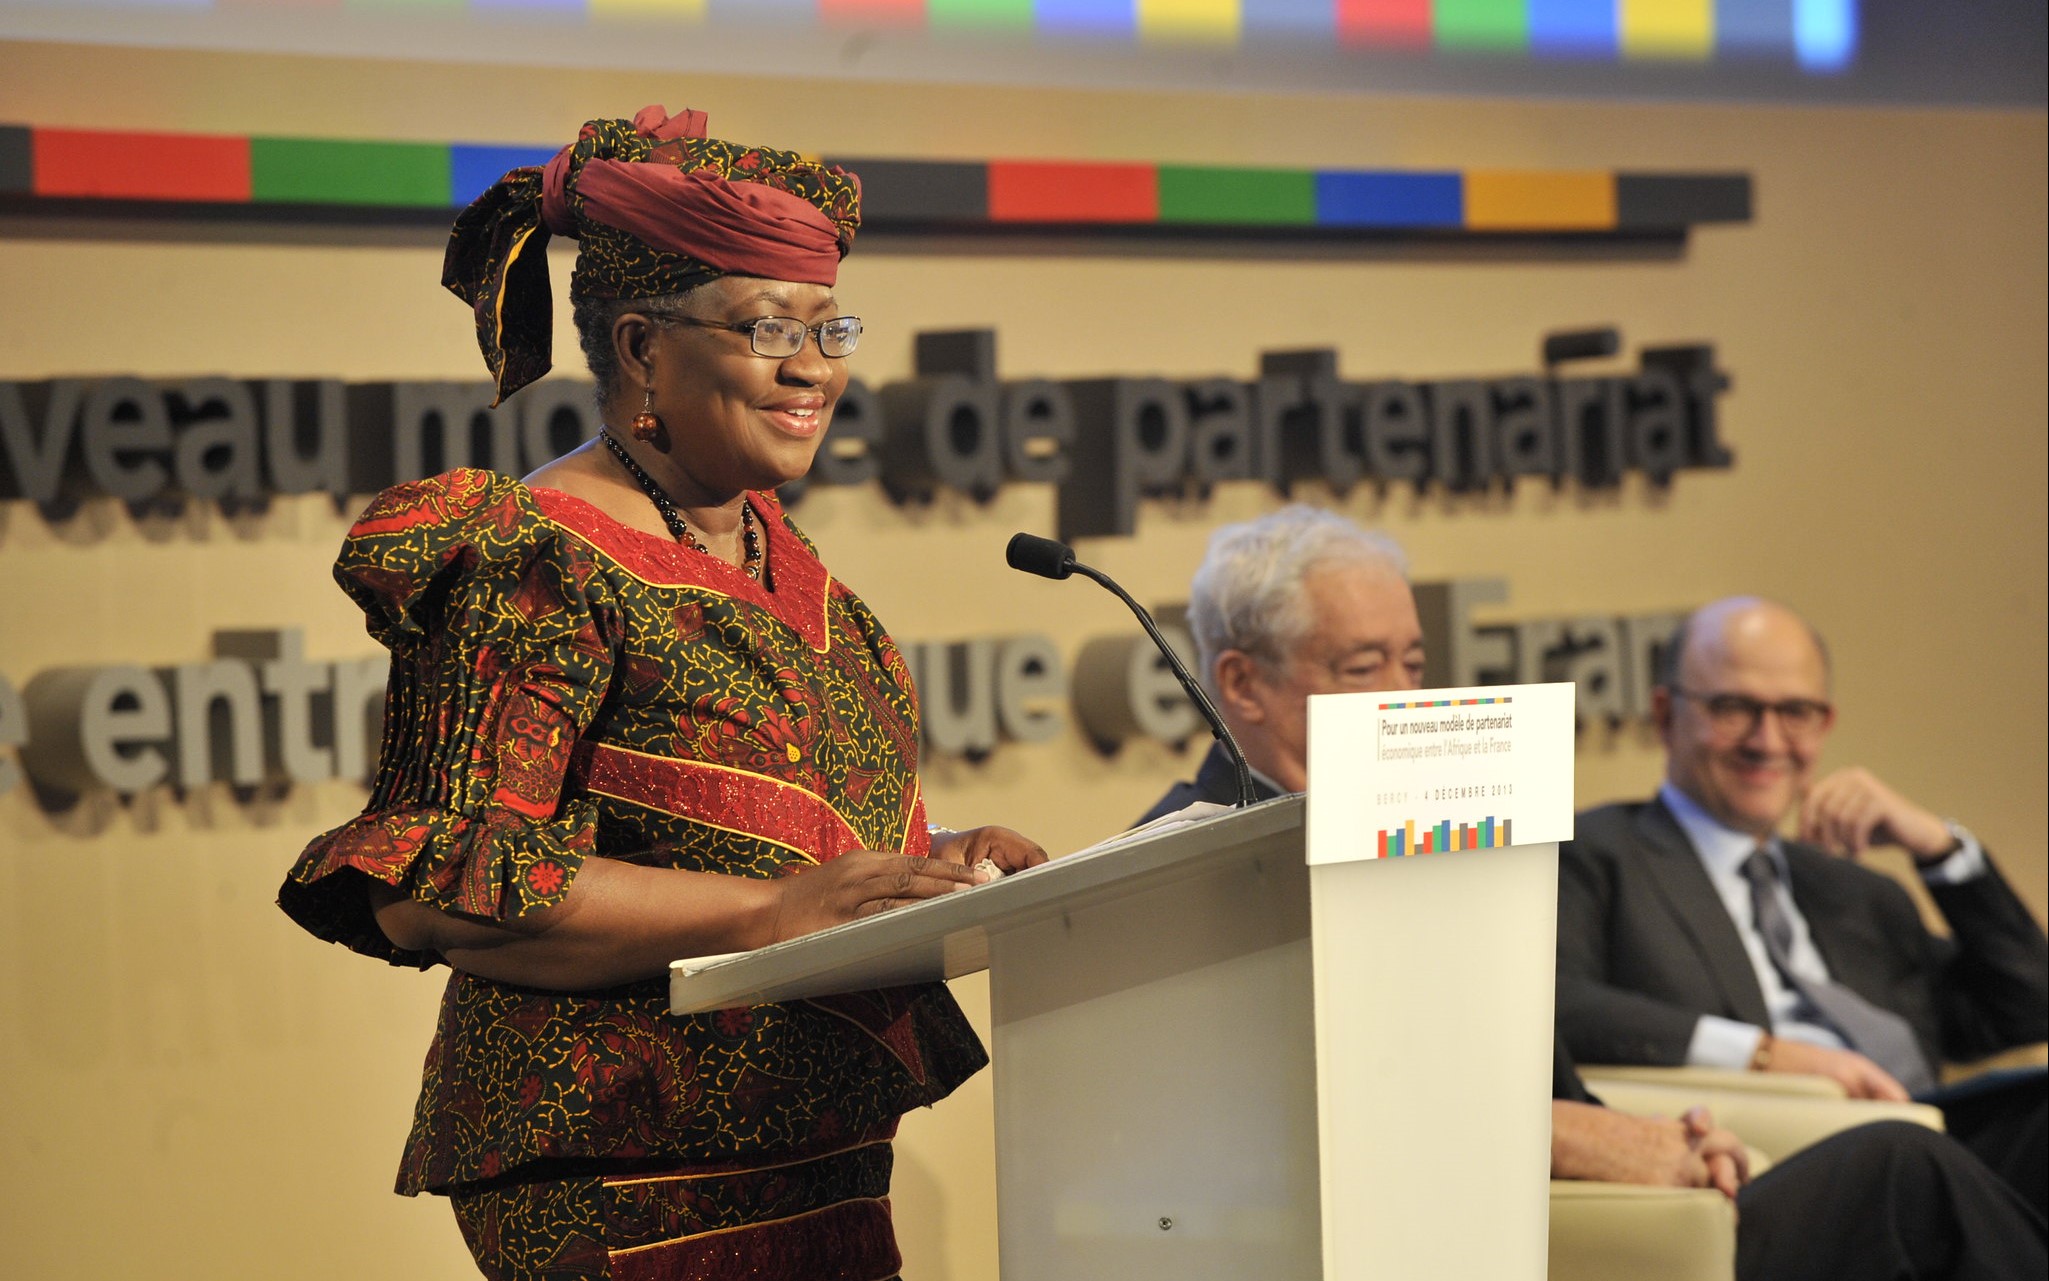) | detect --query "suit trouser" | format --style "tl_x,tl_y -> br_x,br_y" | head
1737,1120 -> 2046,1281
1934,1071 -> 2049,1219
